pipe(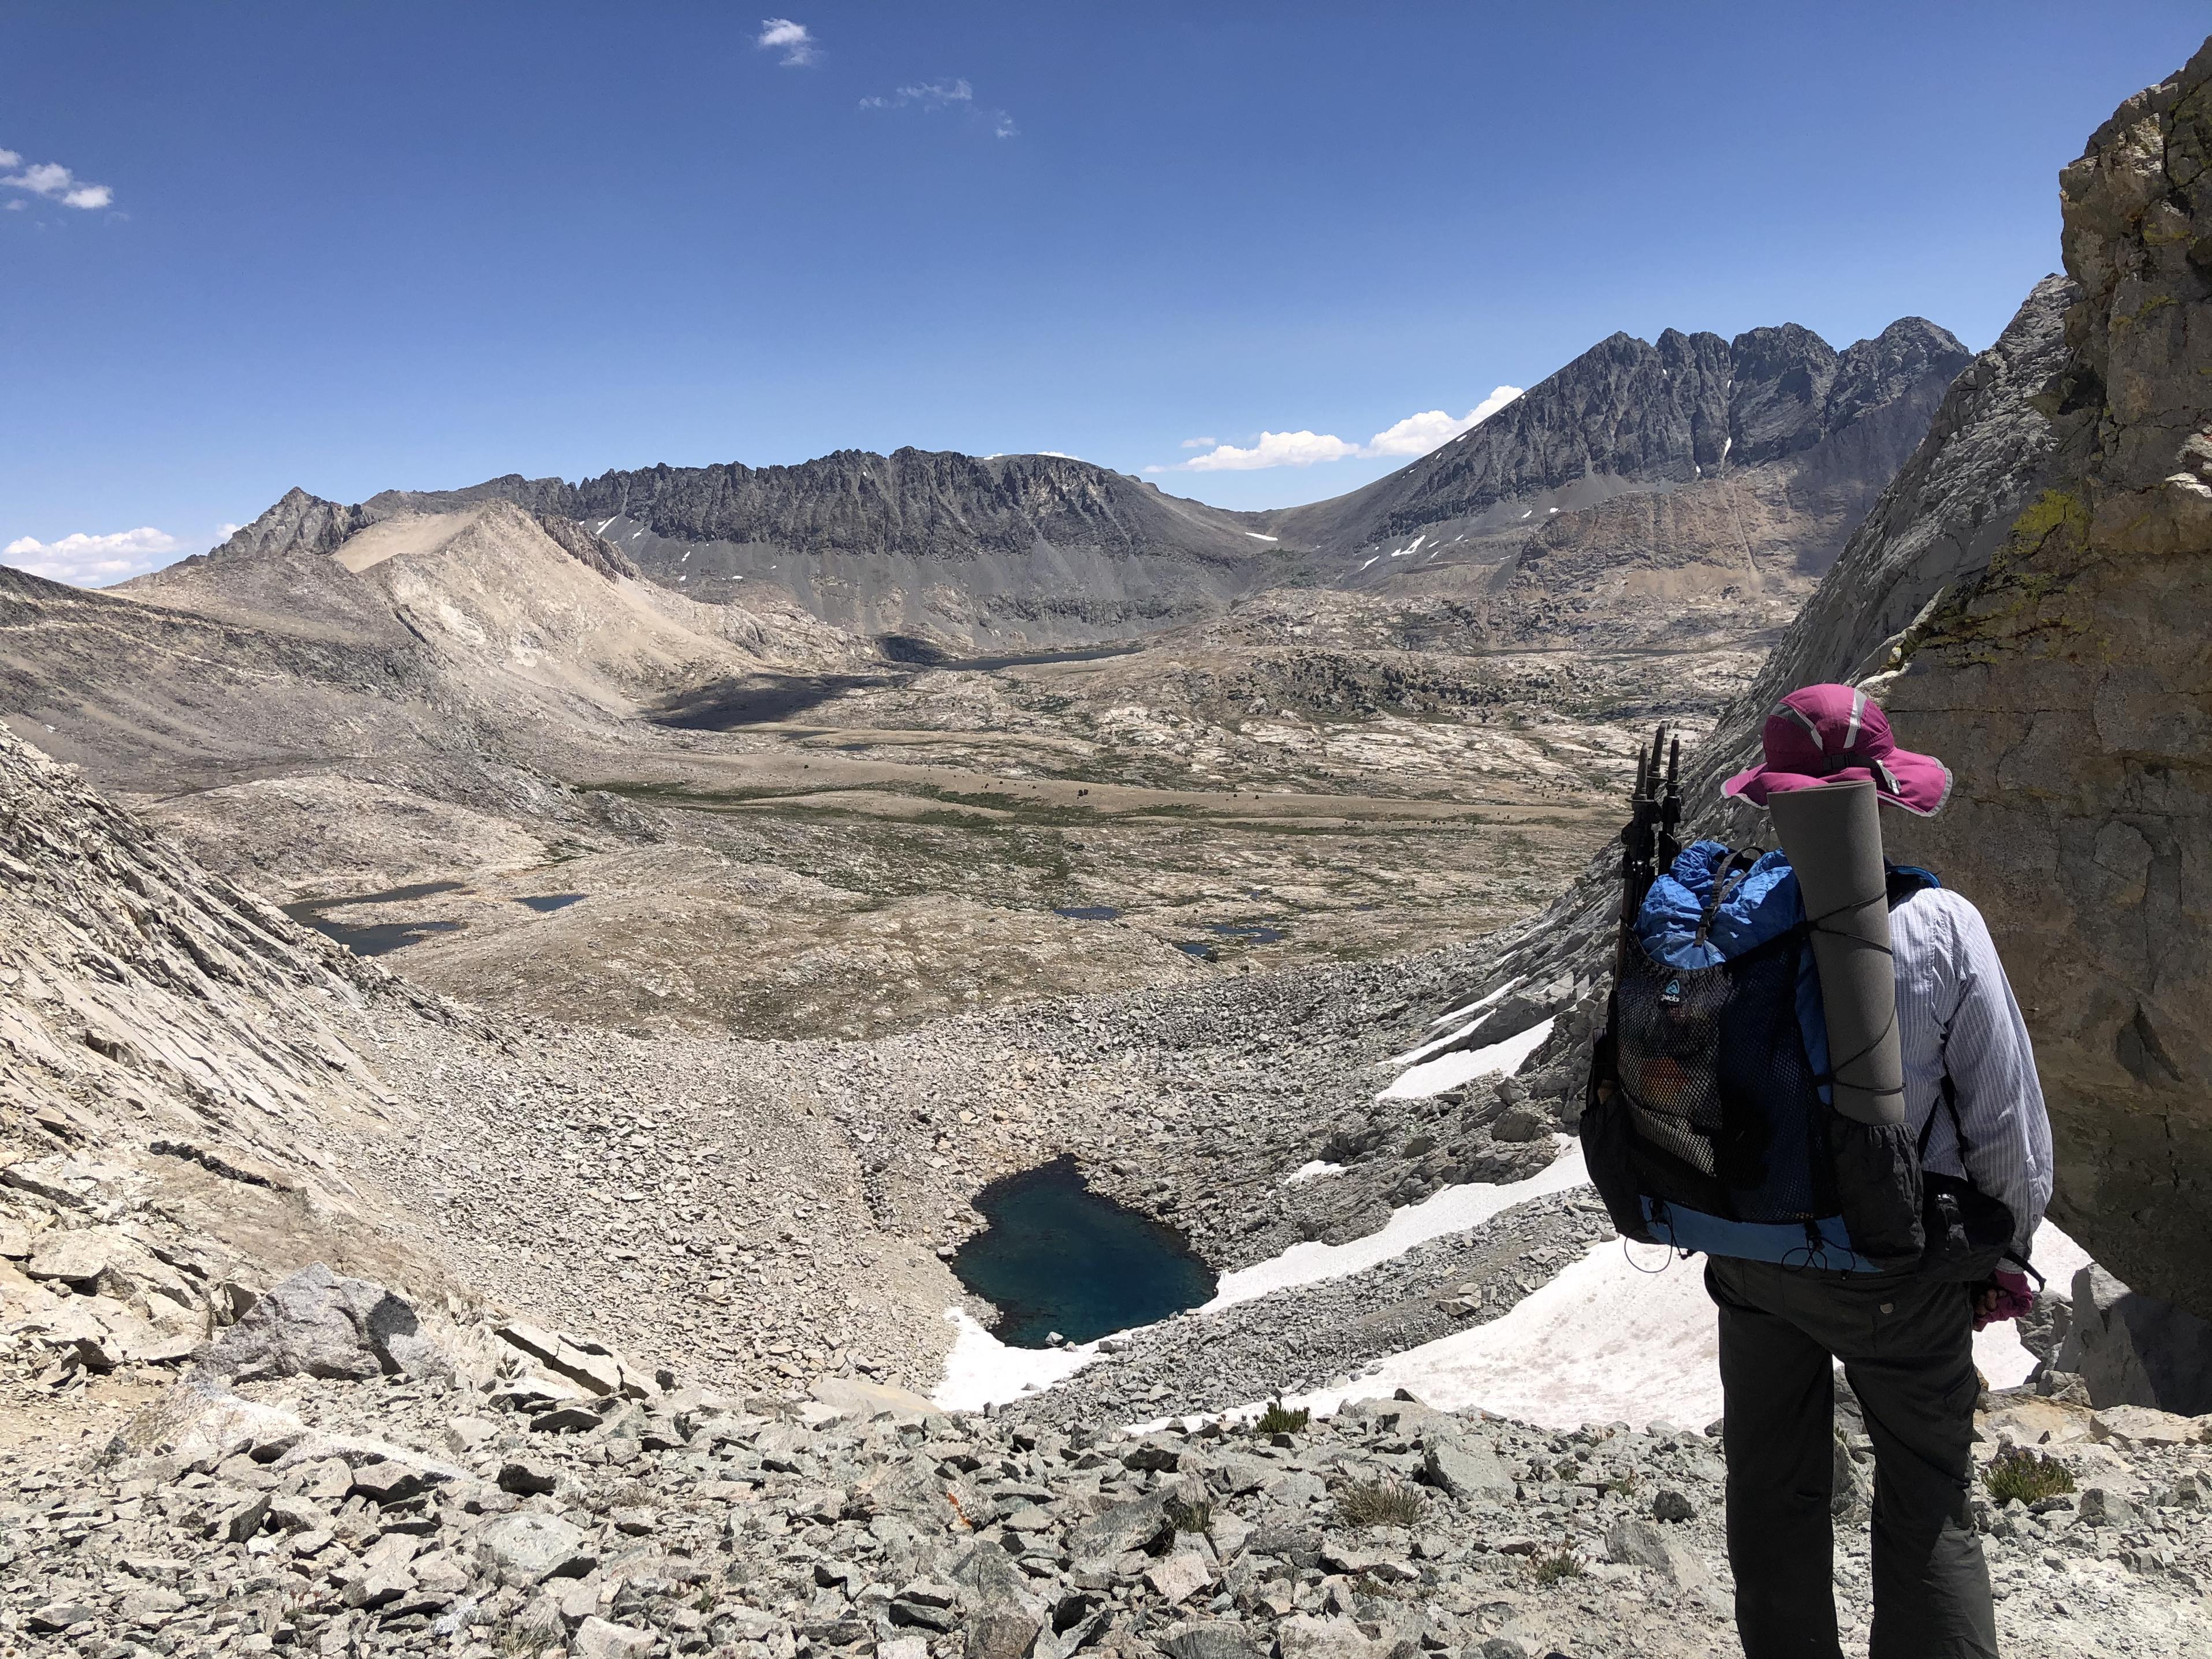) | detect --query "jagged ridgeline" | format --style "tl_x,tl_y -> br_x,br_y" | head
154,315 -> 1967,656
